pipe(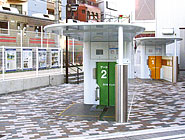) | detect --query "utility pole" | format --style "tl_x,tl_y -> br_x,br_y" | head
65,0 -> 69,83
